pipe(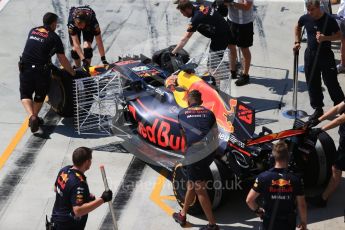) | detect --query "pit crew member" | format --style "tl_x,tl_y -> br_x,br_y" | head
50,147 -> 113,230
246,141 -> 307,230
172,90 -> 220,230
19,12 -> 75,133
68,5 -> 108,68
306,100 -> 345,207
171,1 -> 231,75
